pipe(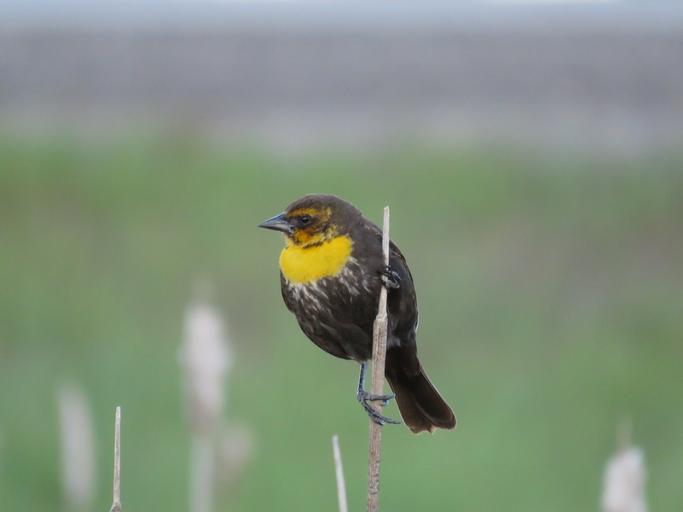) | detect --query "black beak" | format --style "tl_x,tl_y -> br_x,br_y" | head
258,212 -> 293,234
